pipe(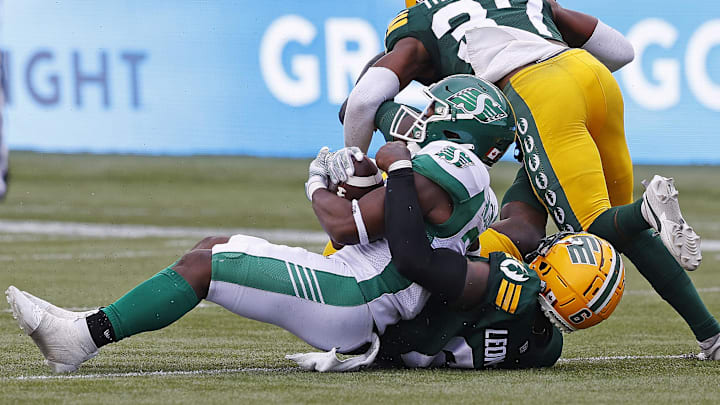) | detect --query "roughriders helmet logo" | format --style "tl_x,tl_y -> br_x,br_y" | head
447,88 -> 508,123
435,145 -> 475,168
